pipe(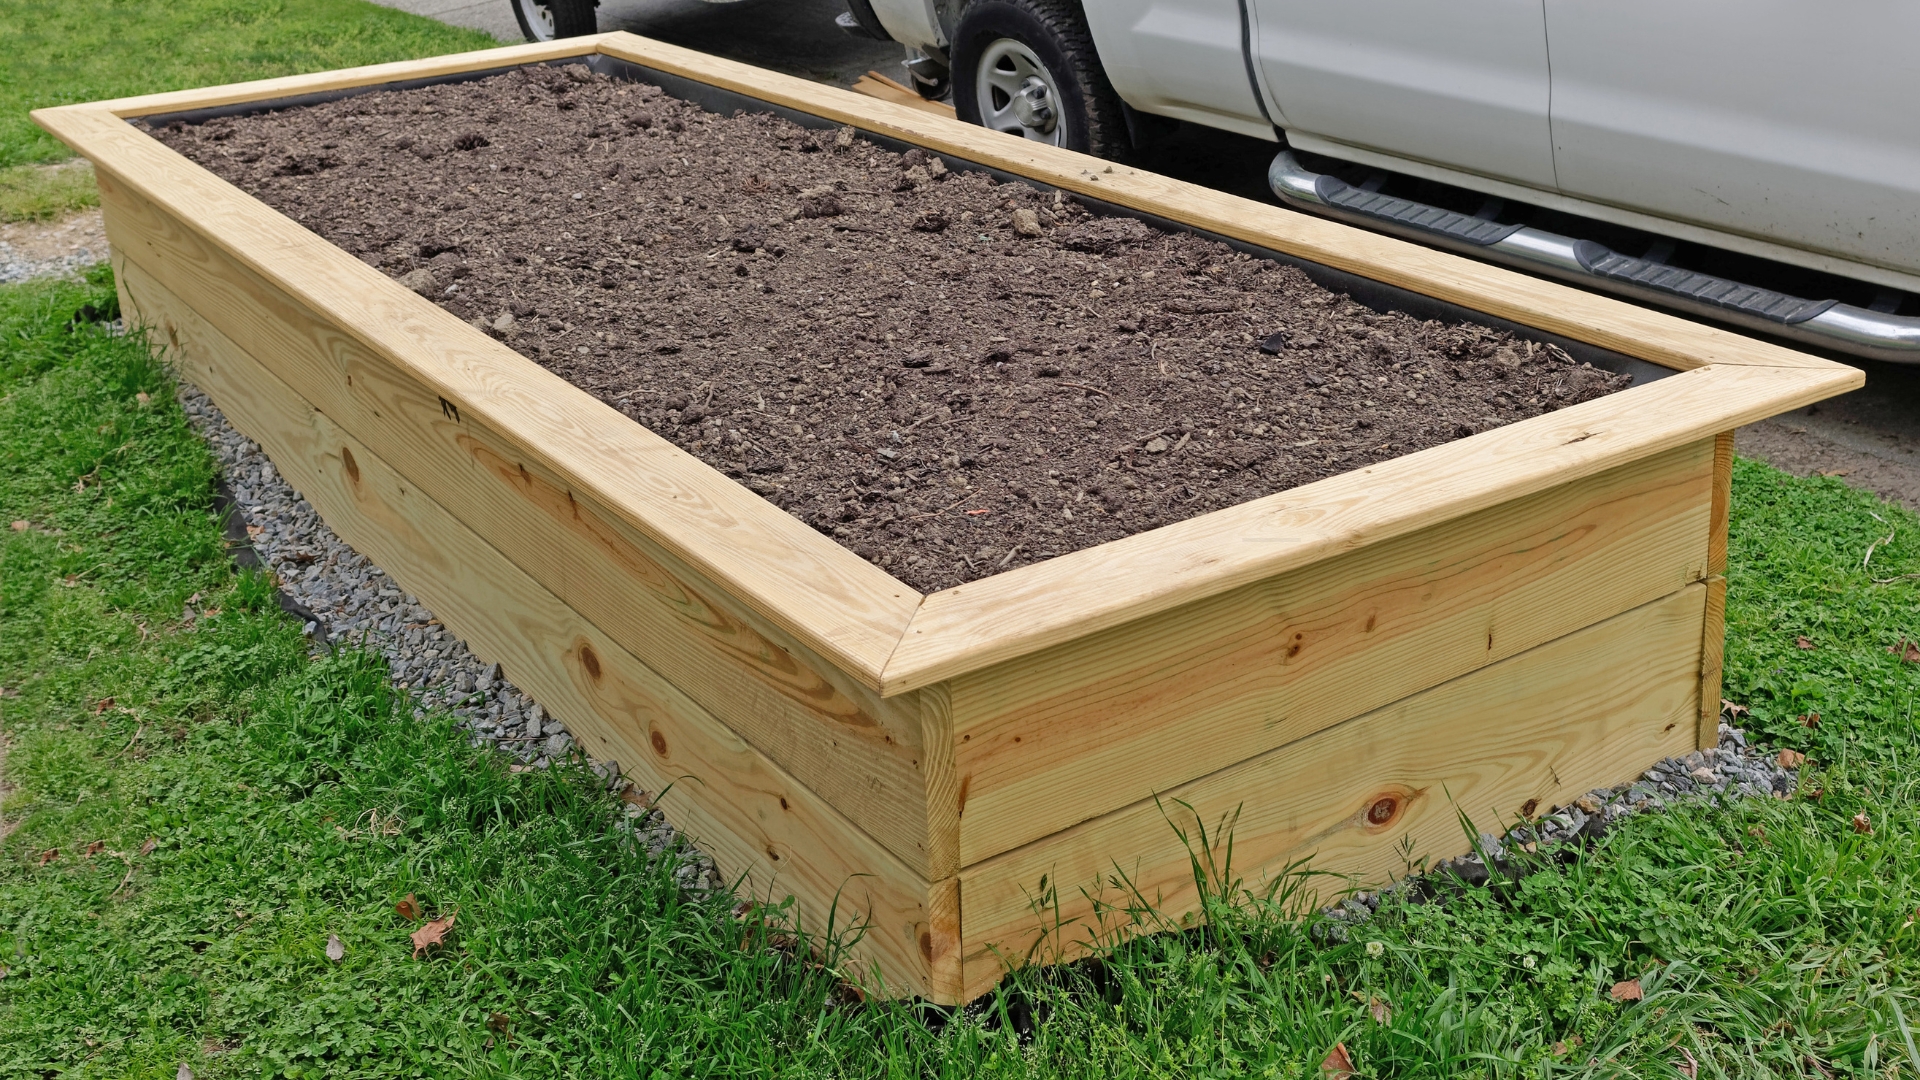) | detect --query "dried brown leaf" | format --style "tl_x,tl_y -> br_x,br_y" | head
395,893 -> 421,921
1368,996 -> 1392,1025
1852,813 -> 1873,835
486,1011 -> 511,1034
1720,699 -> 1748,717
1676,1047 -> 1698,1078
1320,1042 -> 1356,1078
36,848 -> 57,866
1609,978 -> 1643,1002
82,840 -> 104,857
325,933 -> 345,963
1778,748 -> 1806,768
1799,712 -> 1821,729
138,837 -> 157,857
1795,635 -> 1816,650
410,912 -> 455,958
93,697 -> 114,714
